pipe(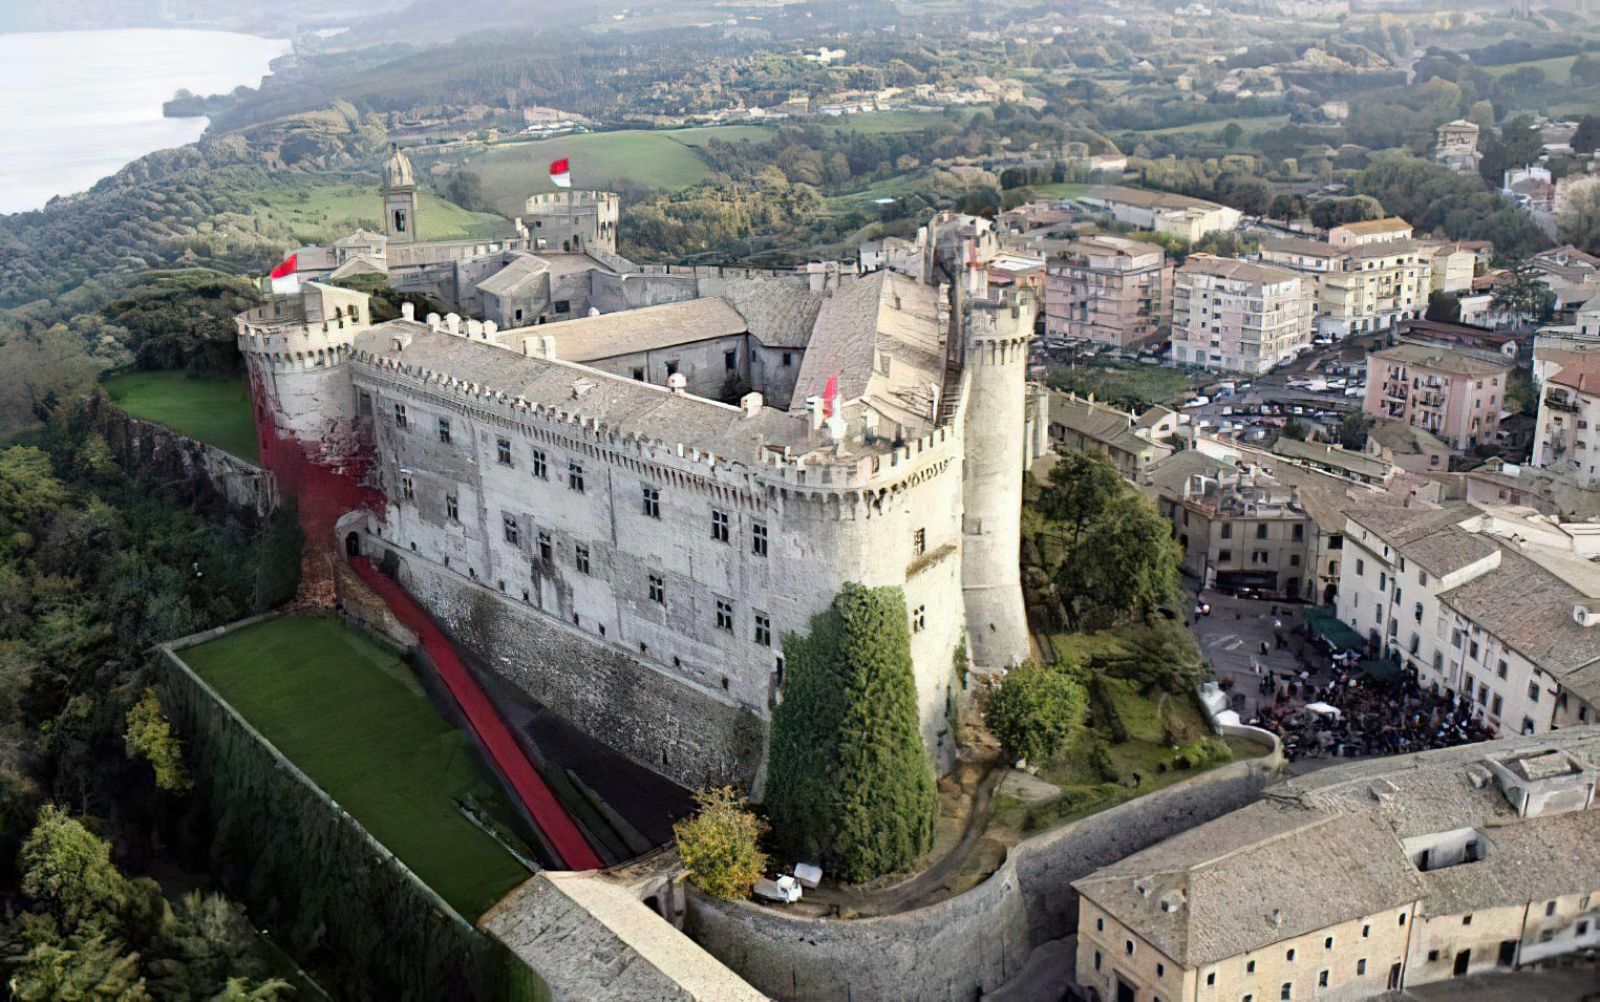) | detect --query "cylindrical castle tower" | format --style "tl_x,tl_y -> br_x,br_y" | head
959,288 -> 1035,671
